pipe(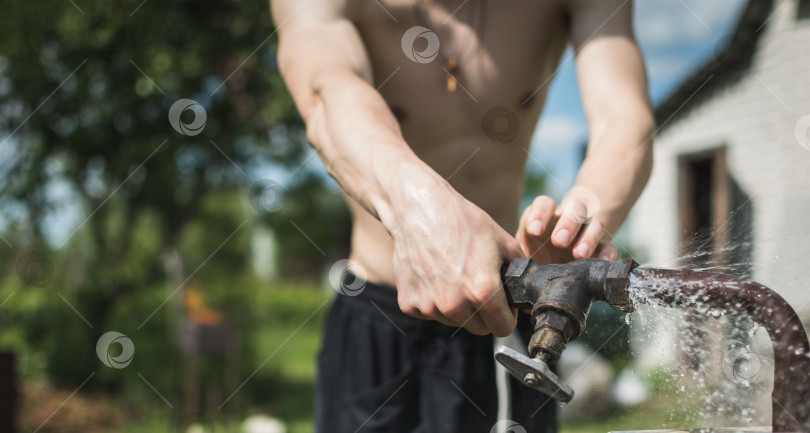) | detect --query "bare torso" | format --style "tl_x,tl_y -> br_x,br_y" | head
345,0 -> 570,285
